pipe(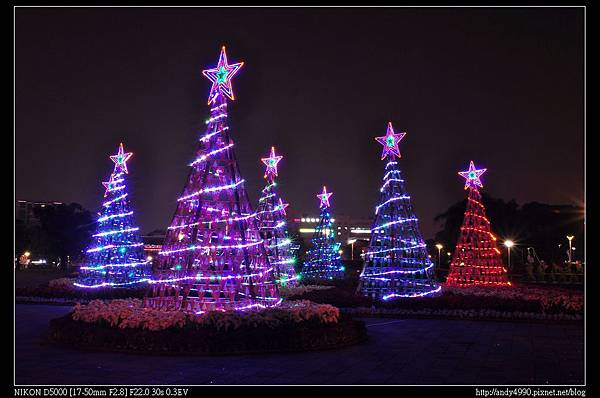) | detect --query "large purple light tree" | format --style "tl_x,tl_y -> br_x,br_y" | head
146,47 -> 280,313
